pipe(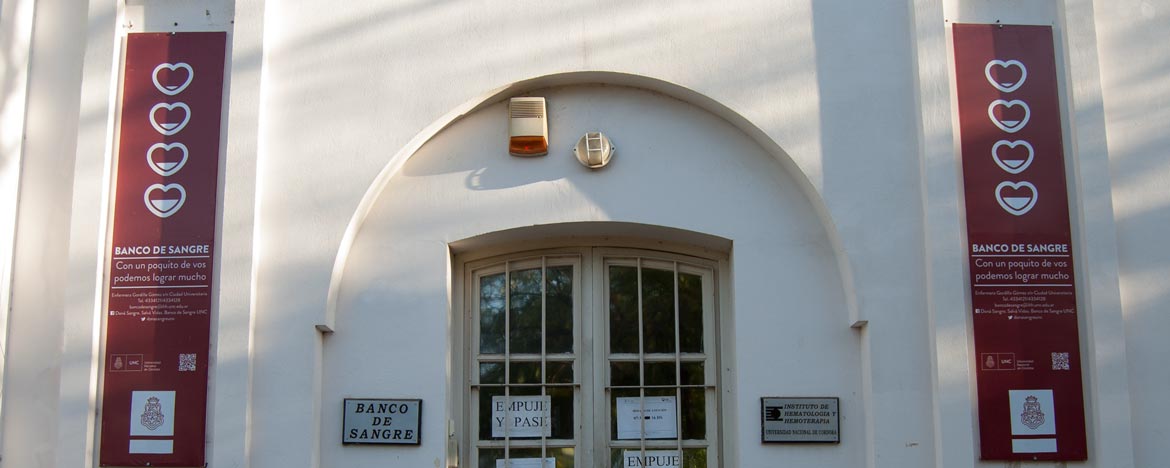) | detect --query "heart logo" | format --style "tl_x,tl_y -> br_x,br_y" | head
146,142 -> 189,176
991,140 -> 1034,174
149,102 -> 191,136
987,99 -> 1030,133
995,181 -> 1038,216
143,183 -> 187,218
152,62 -> 194,96
984,59 -> 1027,93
